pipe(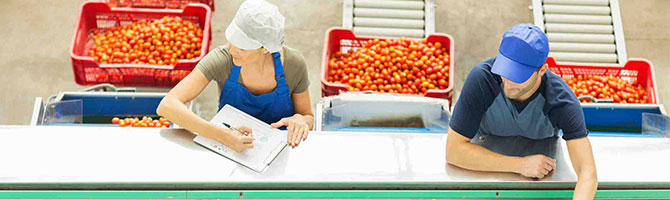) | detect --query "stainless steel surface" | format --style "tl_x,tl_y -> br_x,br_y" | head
0,126 -> 237,183
317,94 -> 450,132
53,91 -> 168,102
29,97 -> 43,126
0,125 -> 668,190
